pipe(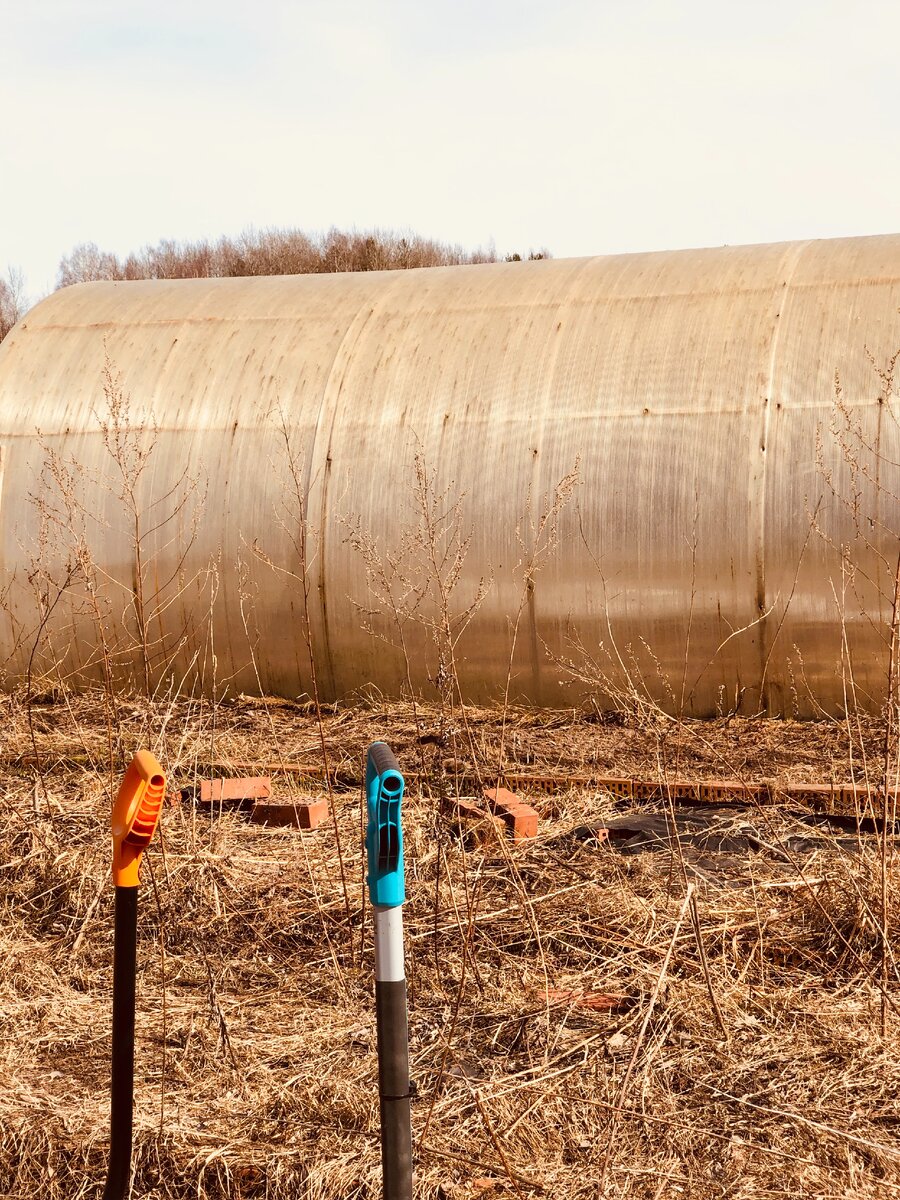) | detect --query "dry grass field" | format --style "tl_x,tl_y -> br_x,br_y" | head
2,690 -> 900,1198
